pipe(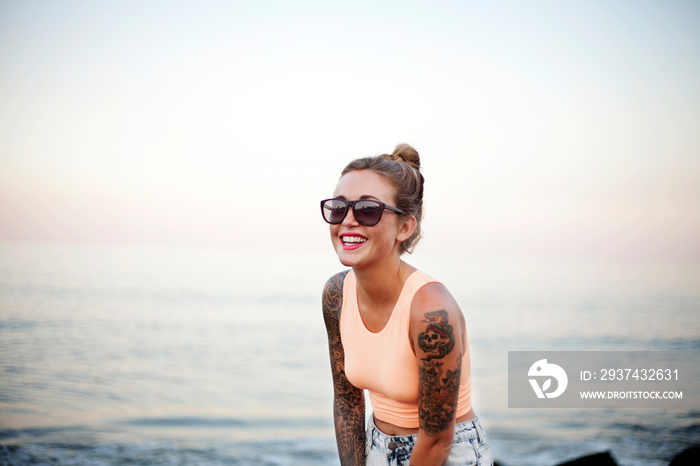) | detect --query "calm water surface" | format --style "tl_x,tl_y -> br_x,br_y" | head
1,243 -> 698,465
